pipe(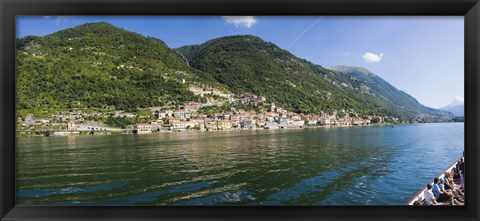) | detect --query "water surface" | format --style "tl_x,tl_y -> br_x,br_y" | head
16,123 -> 464,205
